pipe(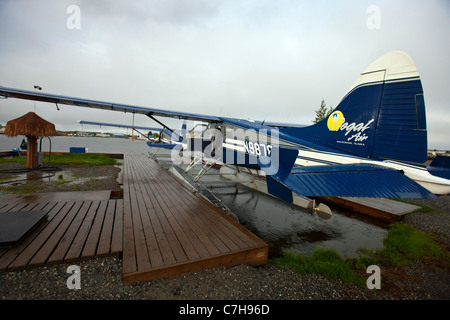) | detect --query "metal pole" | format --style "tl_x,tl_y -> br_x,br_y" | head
132,113 -> 135,141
